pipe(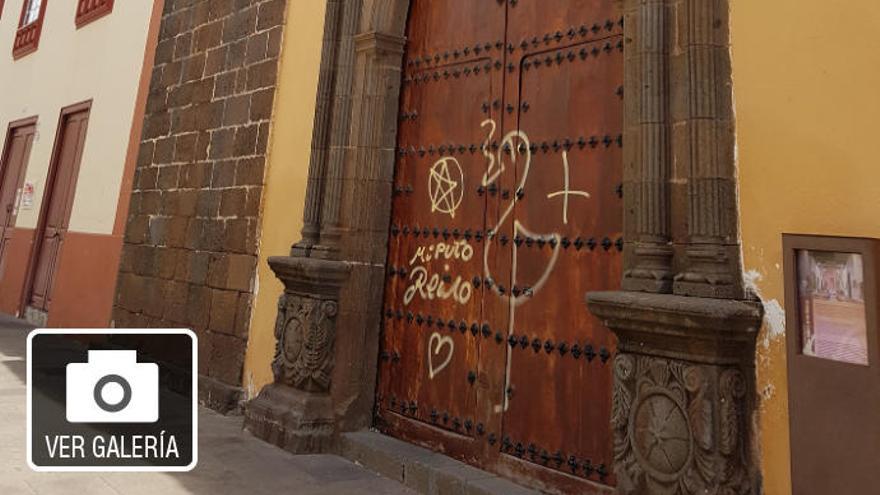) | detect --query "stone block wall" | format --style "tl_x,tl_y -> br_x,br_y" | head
113,0 -> 287,411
